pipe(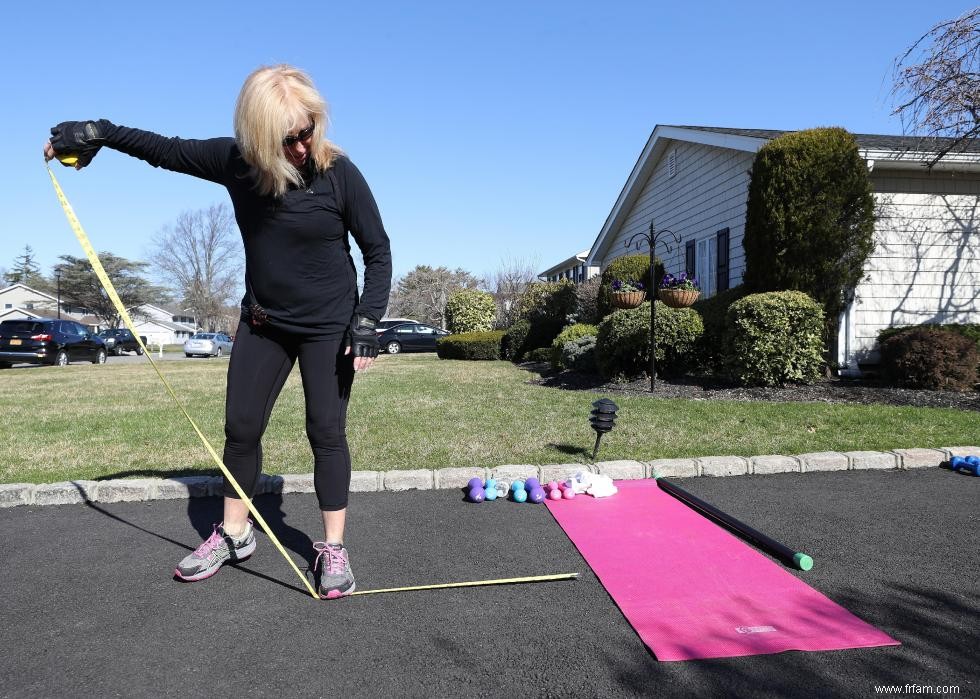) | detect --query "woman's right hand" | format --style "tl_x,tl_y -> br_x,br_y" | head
45,120 -> 110,169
